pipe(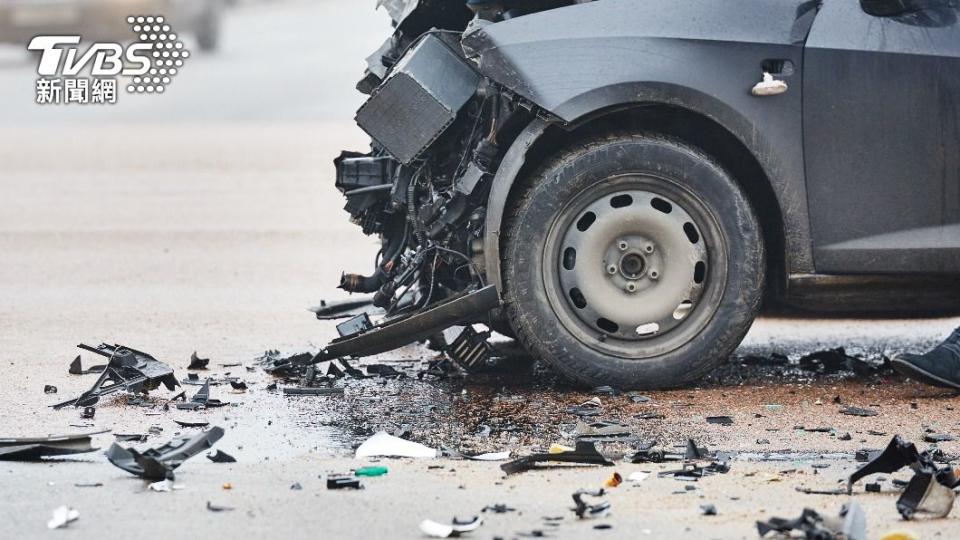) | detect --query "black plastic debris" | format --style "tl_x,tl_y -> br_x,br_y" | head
685,438 -> 708,460
757,502 -> 865,540
290,482 -> 303,490
848,435 -> 960,519
706,416 -> 733,425
366,364 -> 405,379
53,343 -> 179,409
187,351 -> 210,370
327,476 -> 363,489
923,433 -> 955,443
105,426 -> 224,480
206,450 -> 236,463
174,420 -> 210,428
501,441 -> 613,475
571,489 -> 610,519
634,412 -> 665,420
80,406 -> 95,419
840,406 -> 878,417
700,504 -> 717,516
229,381 -> 248,391
44,385 -> 57,394
482,504 -> 515,514
69,355 -> 105,375
0,430 -> 106,460
310,296 -> 377,320
114,434 -> 148,443
865,482 -> 881,493
206,501 -> 234,512
574,420 -> 632,440
282,387 -> 344,396
175,381 -> 226,410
